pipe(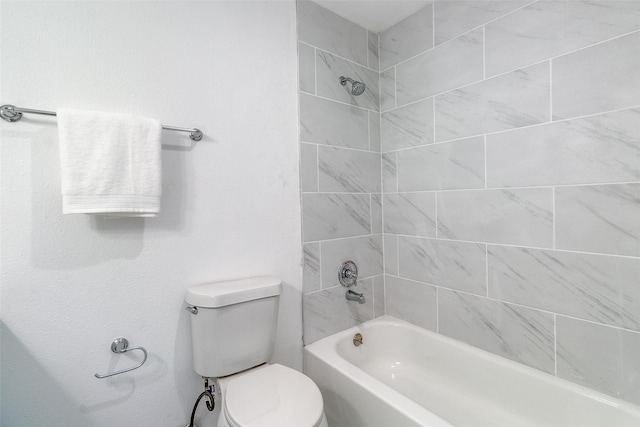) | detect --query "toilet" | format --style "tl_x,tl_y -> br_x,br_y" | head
185,276 -> 329,427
